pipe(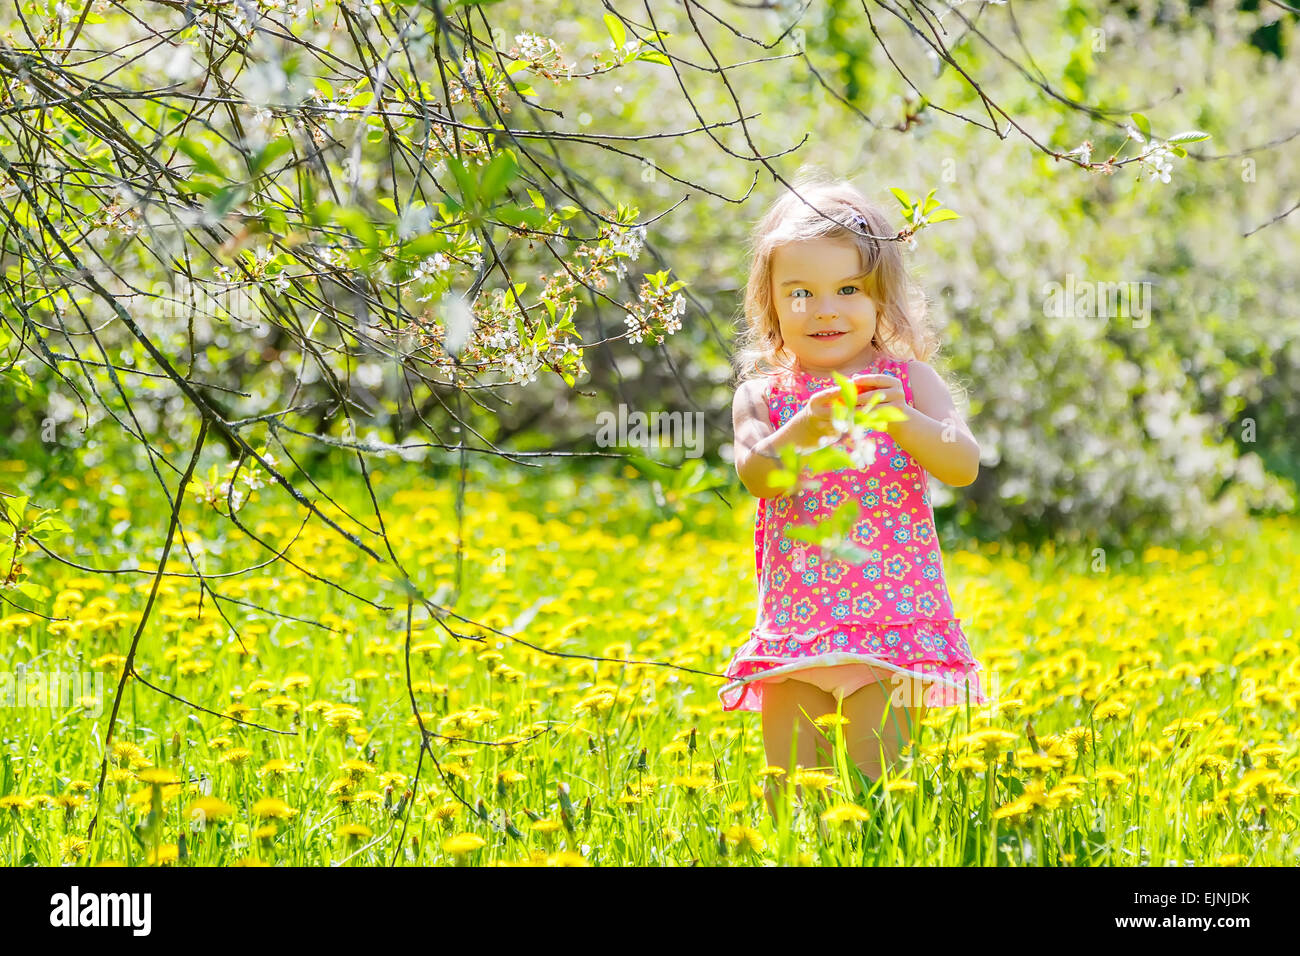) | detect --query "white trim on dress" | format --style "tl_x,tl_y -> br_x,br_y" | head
718,651 -> 994,705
